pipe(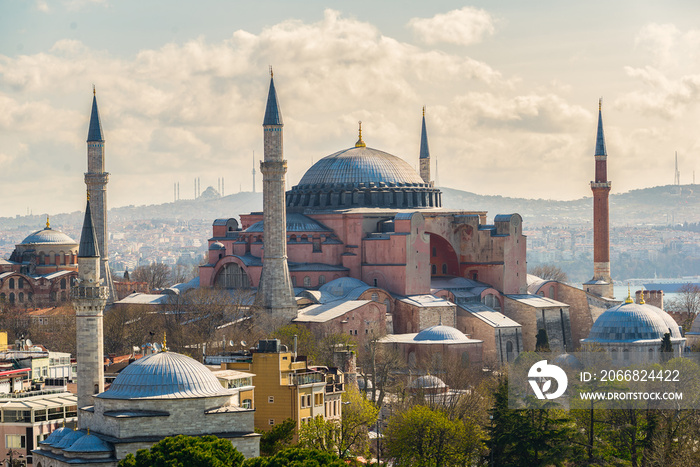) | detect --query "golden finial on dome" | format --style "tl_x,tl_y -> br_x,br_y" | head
625,284 -> 633,304
93,84 -> 96,96
423,105 -> 426,117
639,288 -> 646,305
163,331 -> 167,352
269,65 -> 273,78
87,190 -> 90,202
355,121 -> 366,148
46,215 -> 50,229
599,97 -> 602,112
